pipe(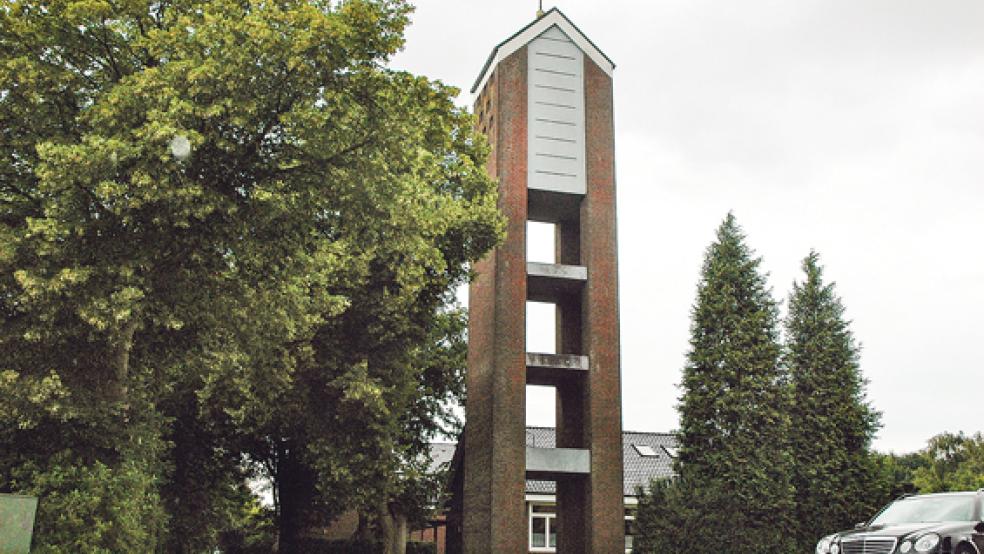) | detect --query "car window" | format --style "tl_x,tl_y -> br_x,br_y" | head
871,496 -> 976,525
